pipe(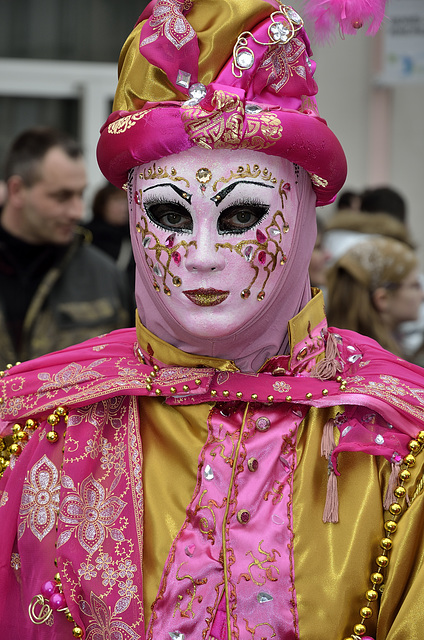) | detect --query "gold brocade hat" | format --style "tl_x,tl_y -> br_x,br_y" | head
97,0 -> 350,205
